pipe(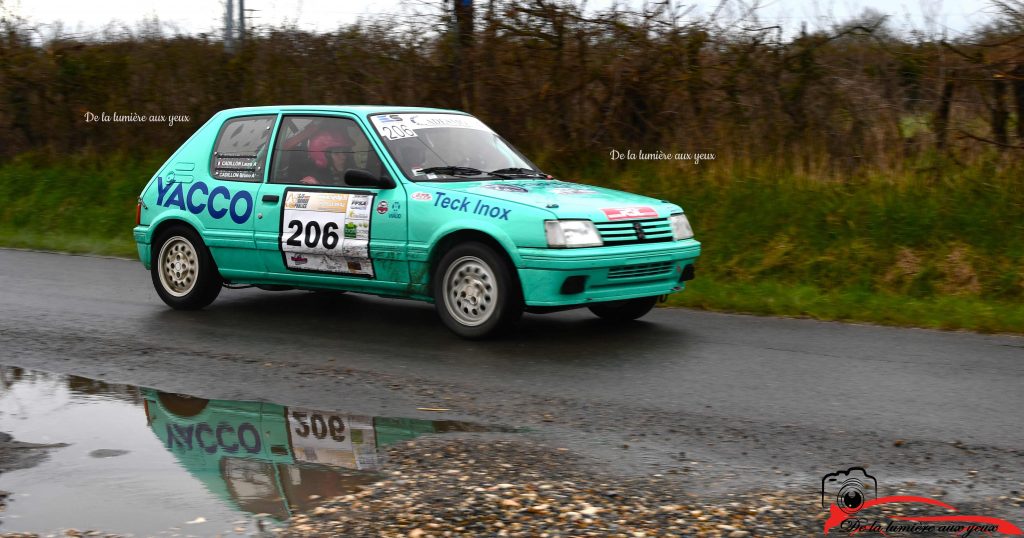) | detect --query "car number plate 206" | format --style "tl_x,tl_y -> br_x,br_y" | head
280,189 -> 375,277
287,407 -> 379,469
